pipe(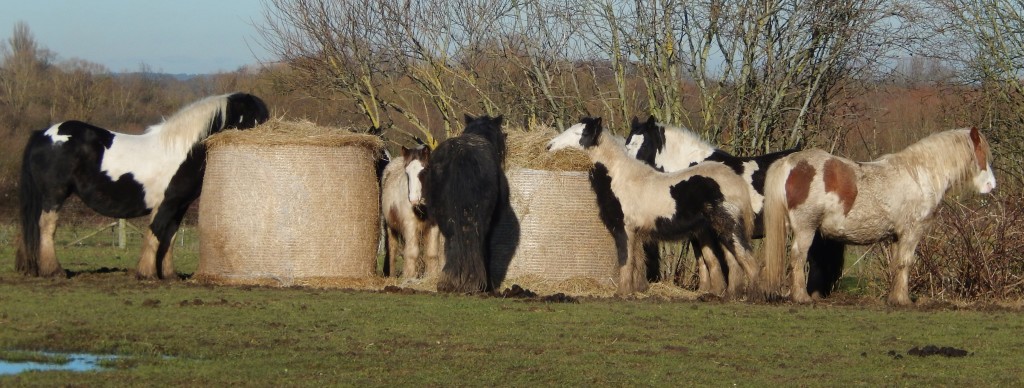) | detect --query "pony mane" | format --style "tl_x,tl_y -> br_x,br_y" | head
661,123 -> 716,154
148,94 -> 231,152
883,128 -> 989,191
